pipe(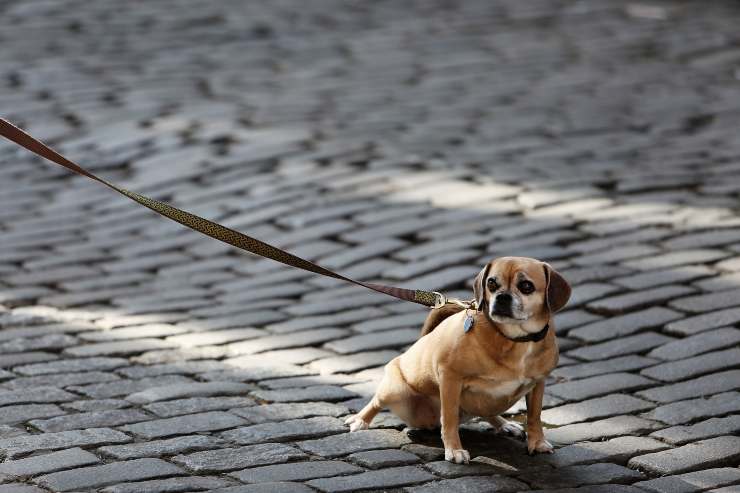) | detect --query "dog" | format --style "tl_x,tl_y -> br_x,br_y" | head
345,256 -> 571,463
